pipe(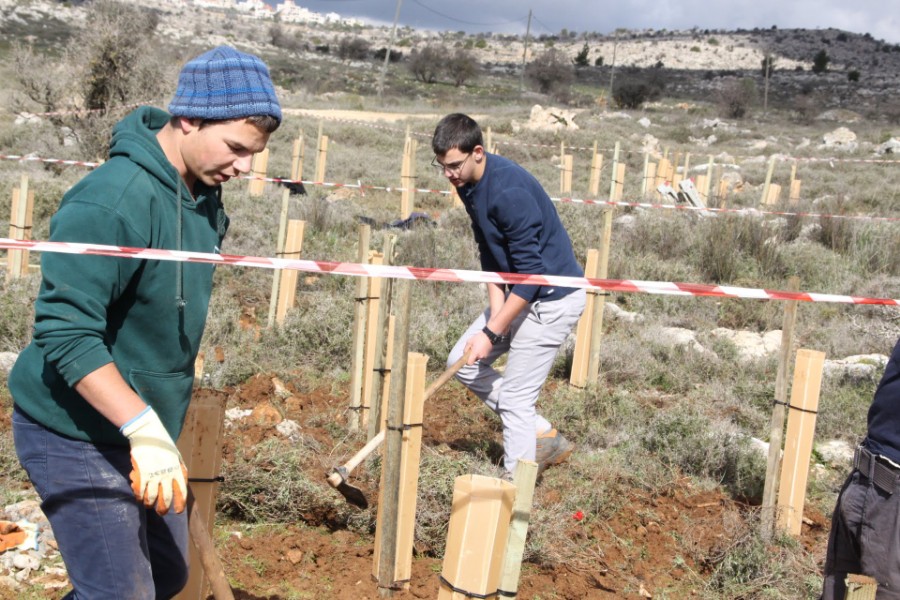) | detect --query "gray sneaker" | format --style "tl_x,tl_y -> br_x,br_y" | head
535,429 -> 574,475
